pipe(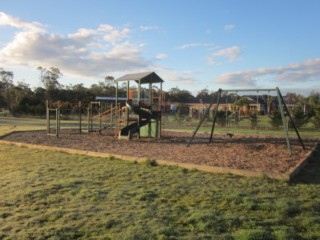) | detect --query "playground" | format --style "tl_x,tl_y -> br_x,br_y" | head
1,72 -> 319,178
2,129 -> 317,177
